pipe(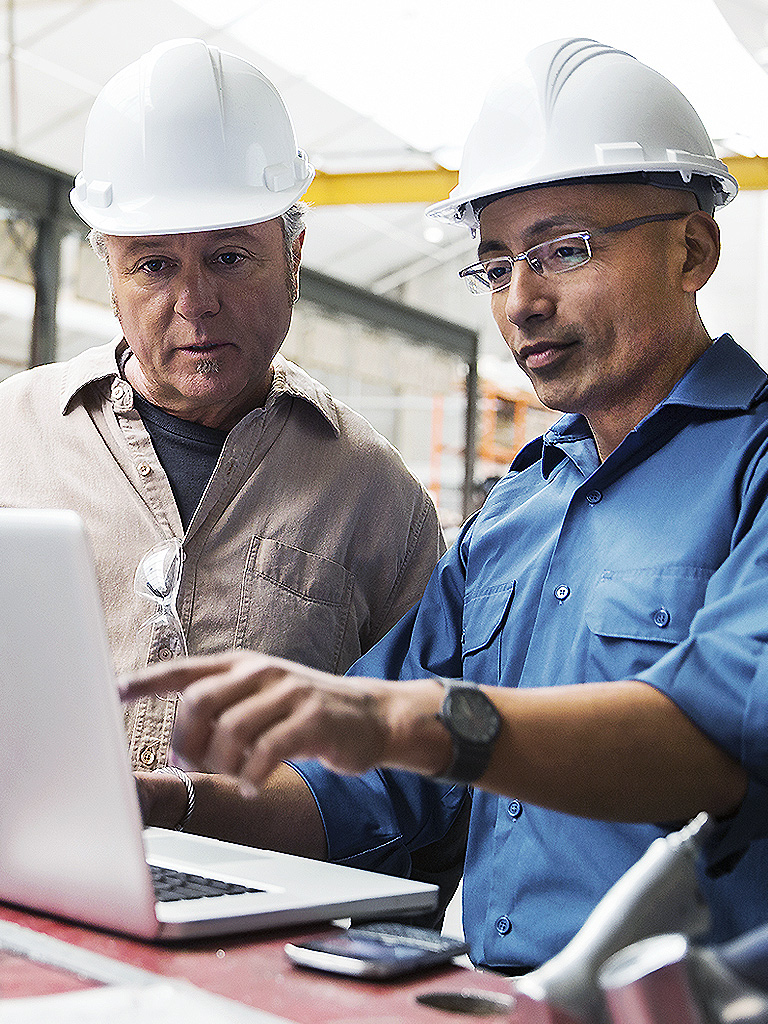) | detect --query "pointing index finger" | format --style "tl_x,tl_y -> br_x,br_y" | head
117,654 -> 237,702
